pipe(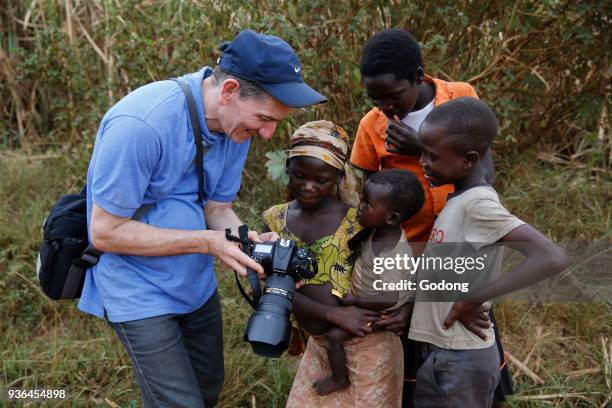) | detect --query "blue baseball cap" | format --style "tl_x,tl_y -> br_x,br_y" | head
218,30 -> 327,108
